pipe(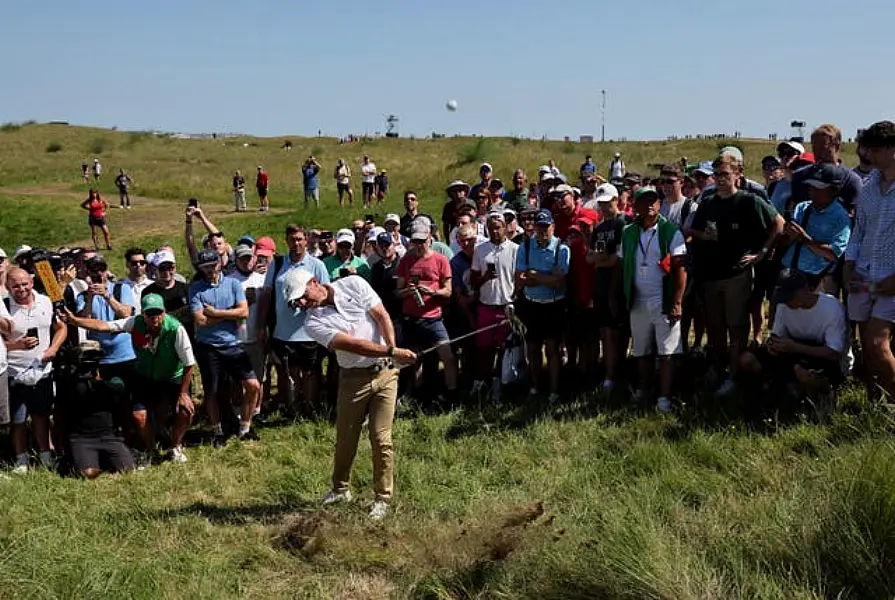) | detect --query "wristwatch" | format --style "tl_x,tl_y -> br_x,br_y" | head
386,346 -> 395,357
